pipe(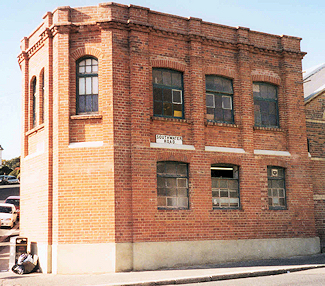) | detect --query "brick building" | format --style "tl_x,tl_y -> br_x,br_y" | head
18,3 -> 319,274
304,64 -> 325,249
